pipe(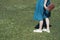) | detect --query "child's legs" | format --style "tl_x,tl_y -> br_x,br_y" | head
45,18 -> 50,30
39,20 -> 43,30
